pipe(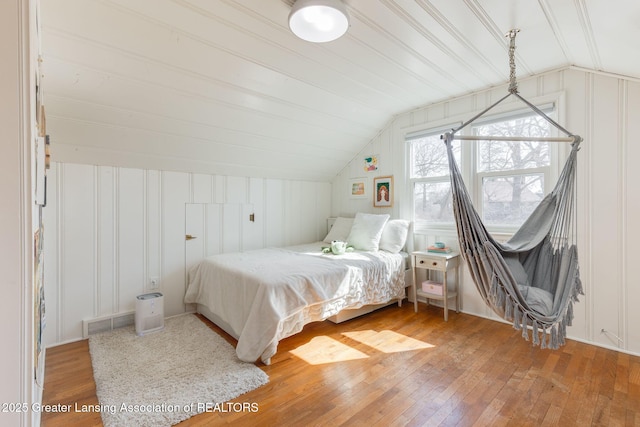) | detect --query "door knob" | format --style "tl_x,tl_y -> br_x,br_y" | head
185,234 -> 197,241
